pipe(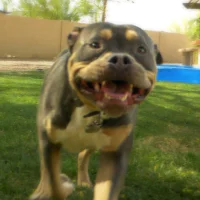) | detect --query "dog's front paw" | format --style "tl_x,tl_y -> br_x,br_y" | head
29,181 -> 51,200
77,174 -> 93,188
60,173 -> 75,195
29,174 -> 74,200
77,181 -> 93,188
29,193 -> 51,200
